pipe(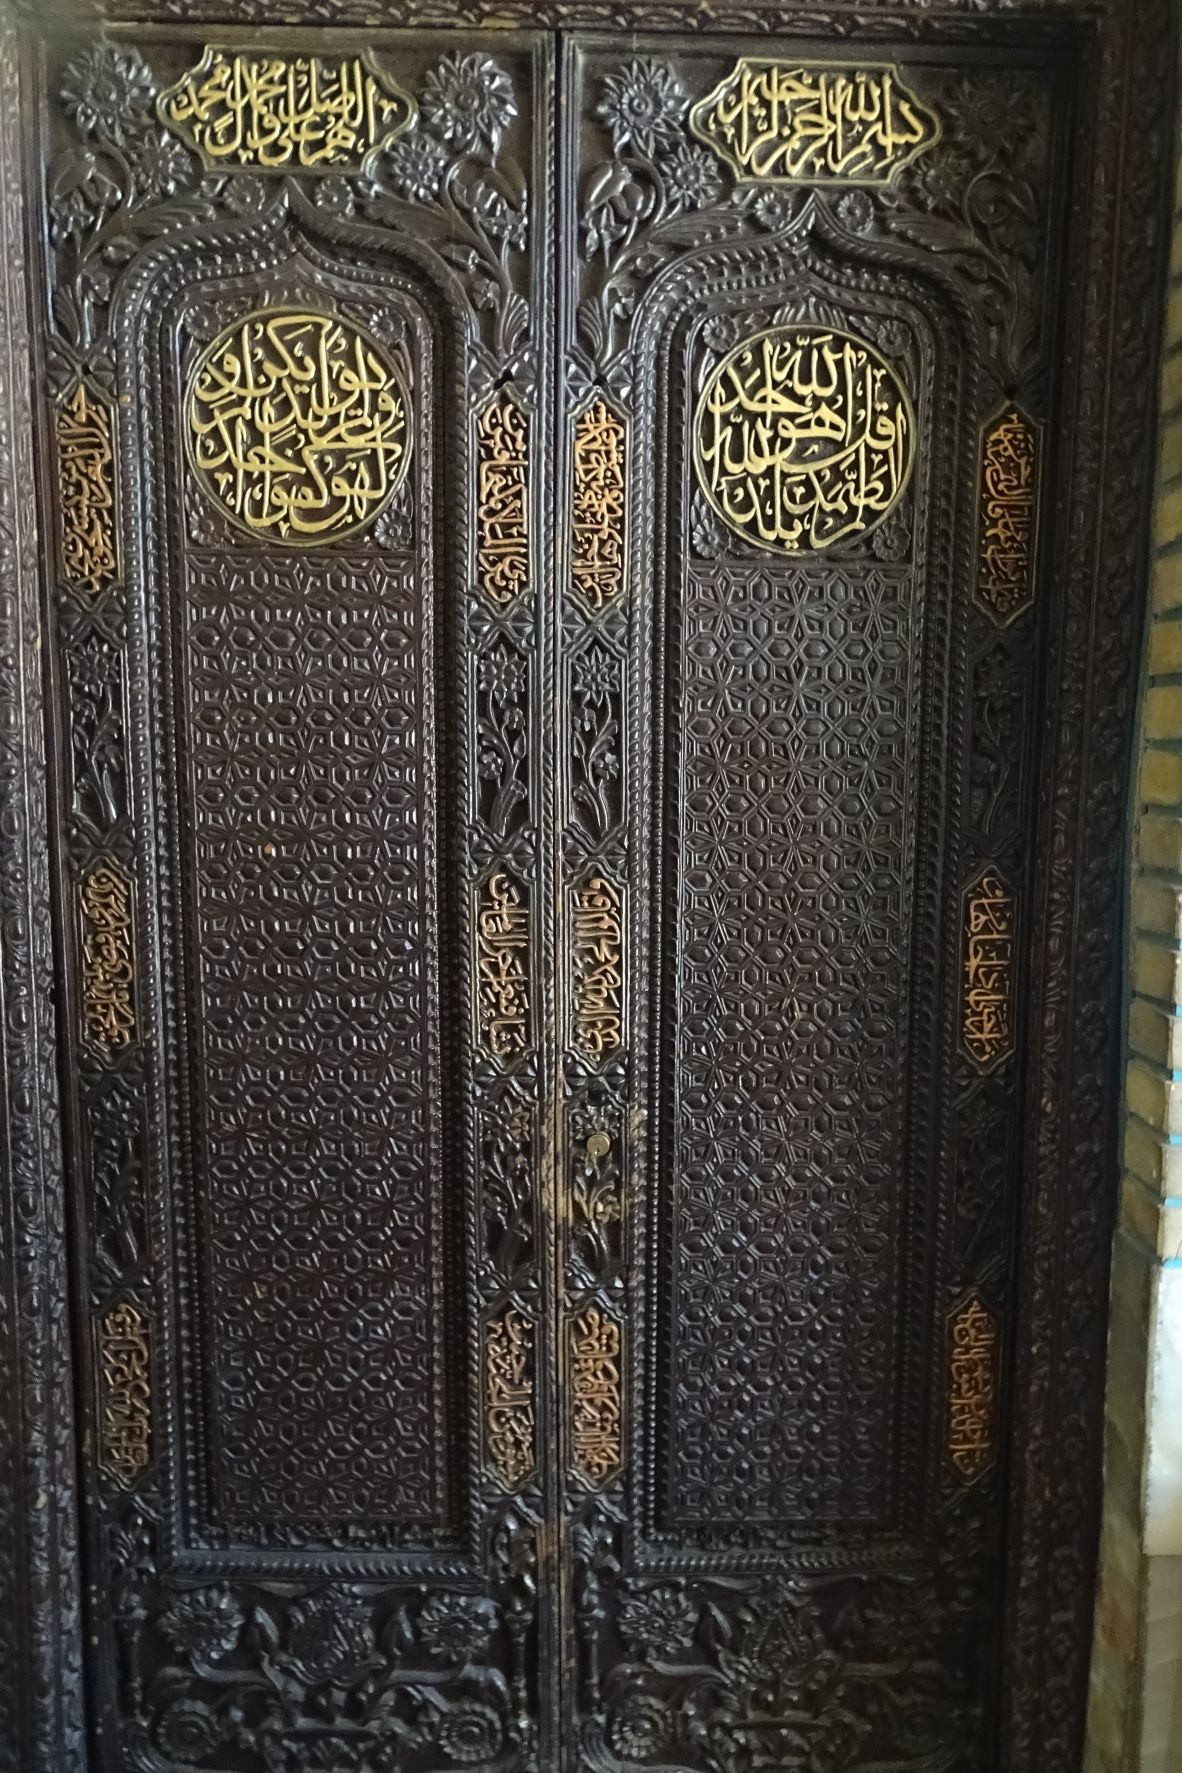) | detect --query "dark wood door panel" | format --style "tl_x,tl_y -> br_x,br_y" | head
0,7 -> 1170,1773
35,24 -> 555,1772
